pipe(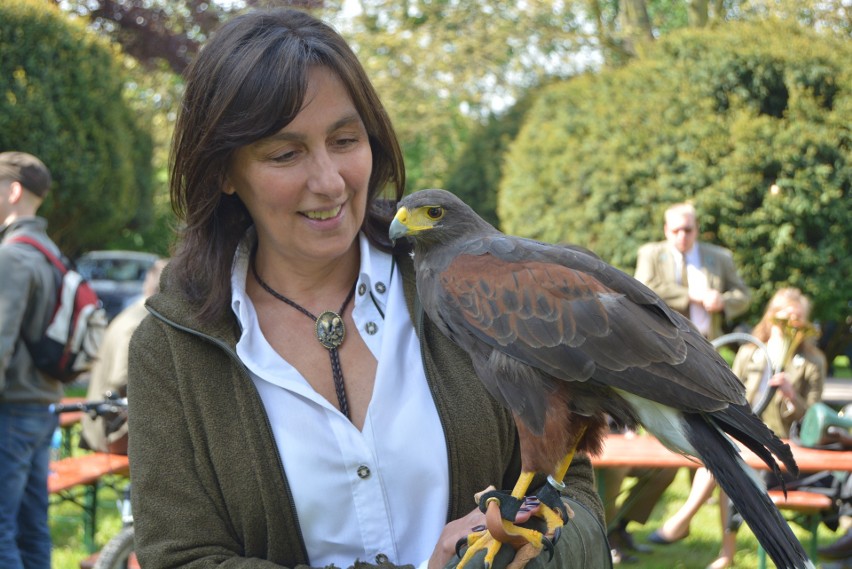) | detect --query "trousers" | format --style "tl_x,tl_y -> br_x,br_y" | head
0,402 -> 59,569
